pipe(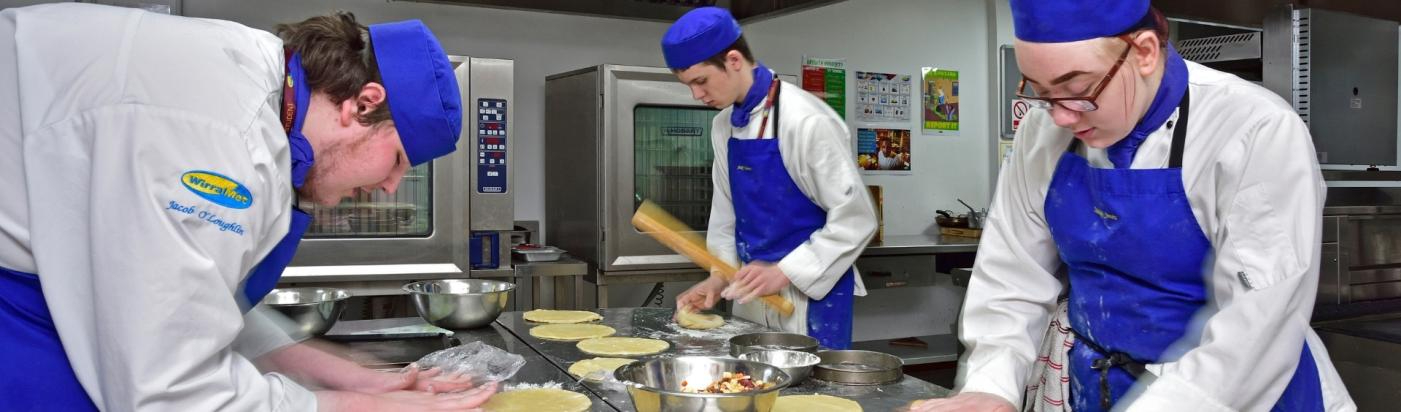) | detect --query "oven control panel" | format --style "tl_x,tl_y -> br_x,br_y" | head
476,98 -> 507,193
